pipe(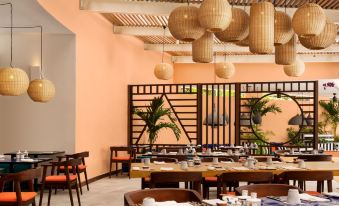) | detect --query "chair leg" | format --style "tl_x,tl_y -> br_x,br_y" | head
116,162 -> 118,176
84,170 -> 89,191
109,161 -> 112,178
68,183 -> 75,206
77,173 -> 83,195
39,185 -> 44,206
32,198 -> 36,206
75,183 -> 82,206
47,186 -> 52,206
